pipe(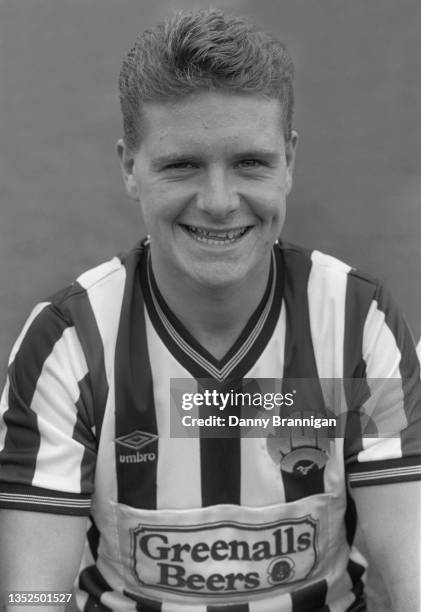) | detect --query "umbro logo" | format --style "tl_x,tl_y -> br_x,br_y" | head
115,430 -> 158,451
